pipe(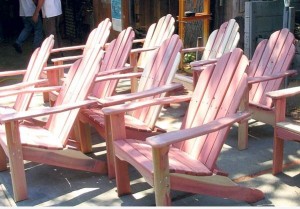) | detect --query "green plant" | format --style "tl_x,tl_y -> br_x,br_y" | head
183,52 -> 196,63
